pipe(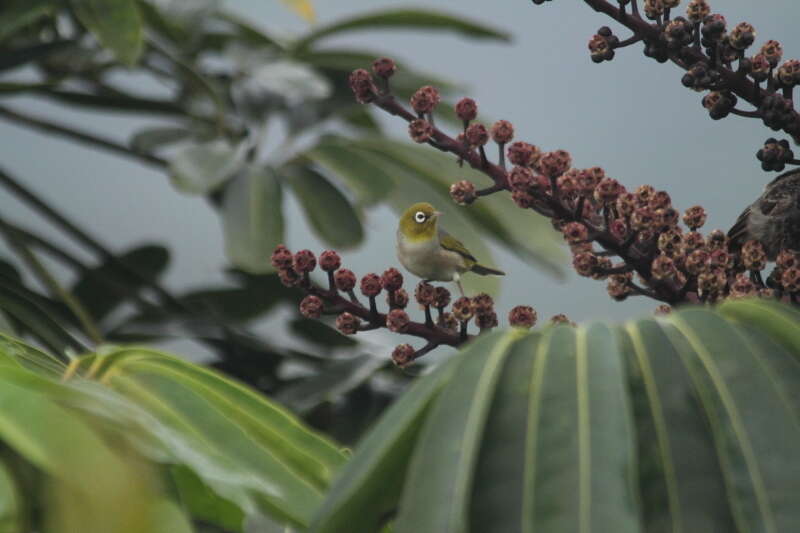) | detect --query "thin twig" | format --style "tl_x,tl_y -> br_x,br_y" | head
0,105 -> 167,168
